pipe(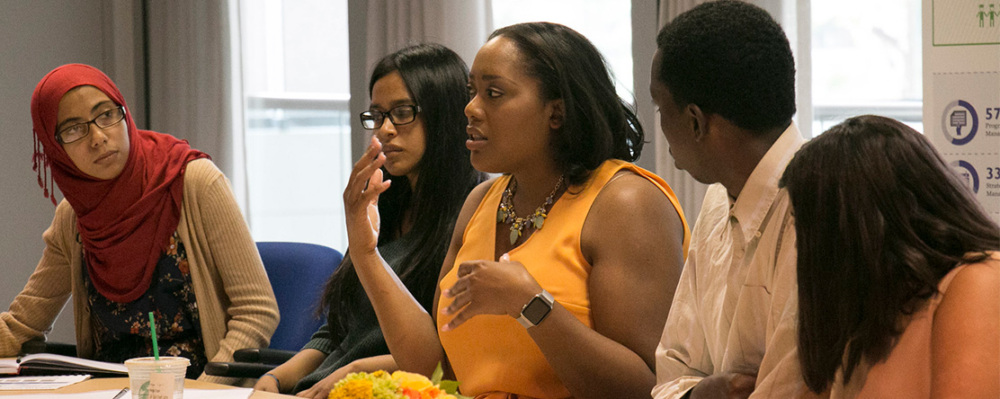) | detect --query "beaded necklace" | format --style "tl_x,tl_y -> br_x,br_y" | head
496,175 -> 564,245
